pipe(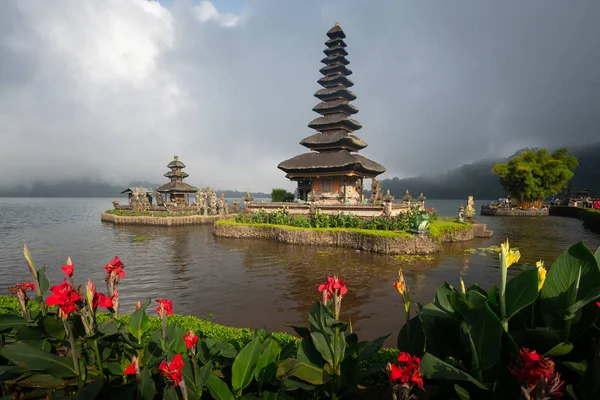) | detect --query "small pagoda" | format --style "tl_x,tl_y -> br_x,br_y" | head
156,156 -> 198,204
278,23 -> 386,203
